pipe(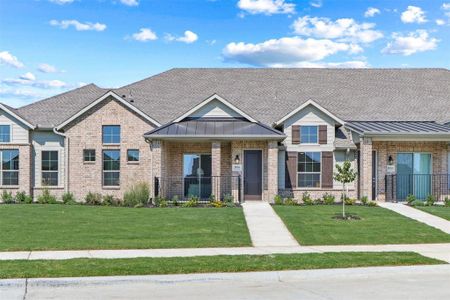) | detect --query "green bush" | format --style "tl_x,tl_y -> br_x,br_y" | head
223,193 -> 234,203
37,188 -> 57,204
171,195 -> 179,206
360,196 -> 369,205
1,190 -> 14,204
123,182 -> 150,207
102,194 -> 120,206
208,200 -> 224,208
445,197 -> 450,207
301,192 -> 314,205
425,194 -> 436,206
182,195 -> 199,207
24,194 -> 33,204
411,200 -> 425,206
159,198 -> 168,208
314,198 -> 323,205
274,194 -> 283,205
15,191 -> 29,204
62,192 -> 76,204
344,198 -> 356,205
284,197 -> 298,206
367,201 -> 377,207
406,194 -> 416,204
323,193 -> 335,205
85,192 -> 102,205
